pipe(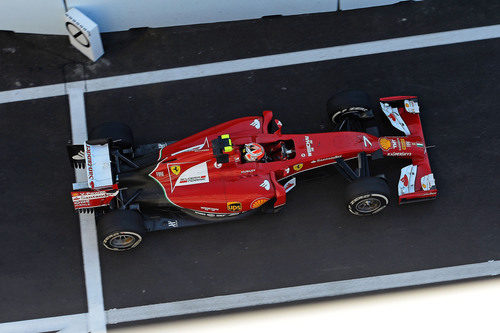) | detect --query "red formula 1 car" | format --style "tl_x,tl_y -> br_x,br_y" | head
68,91 -> 437,251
